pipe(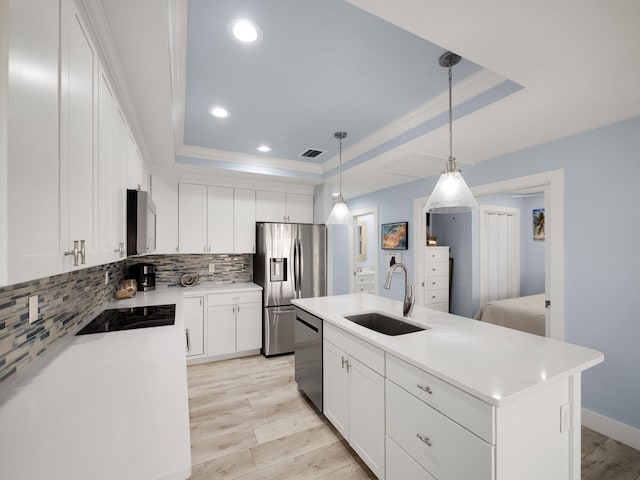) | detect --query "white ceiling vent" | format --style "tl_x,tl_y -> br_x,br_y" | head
299,148 -> 324,159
